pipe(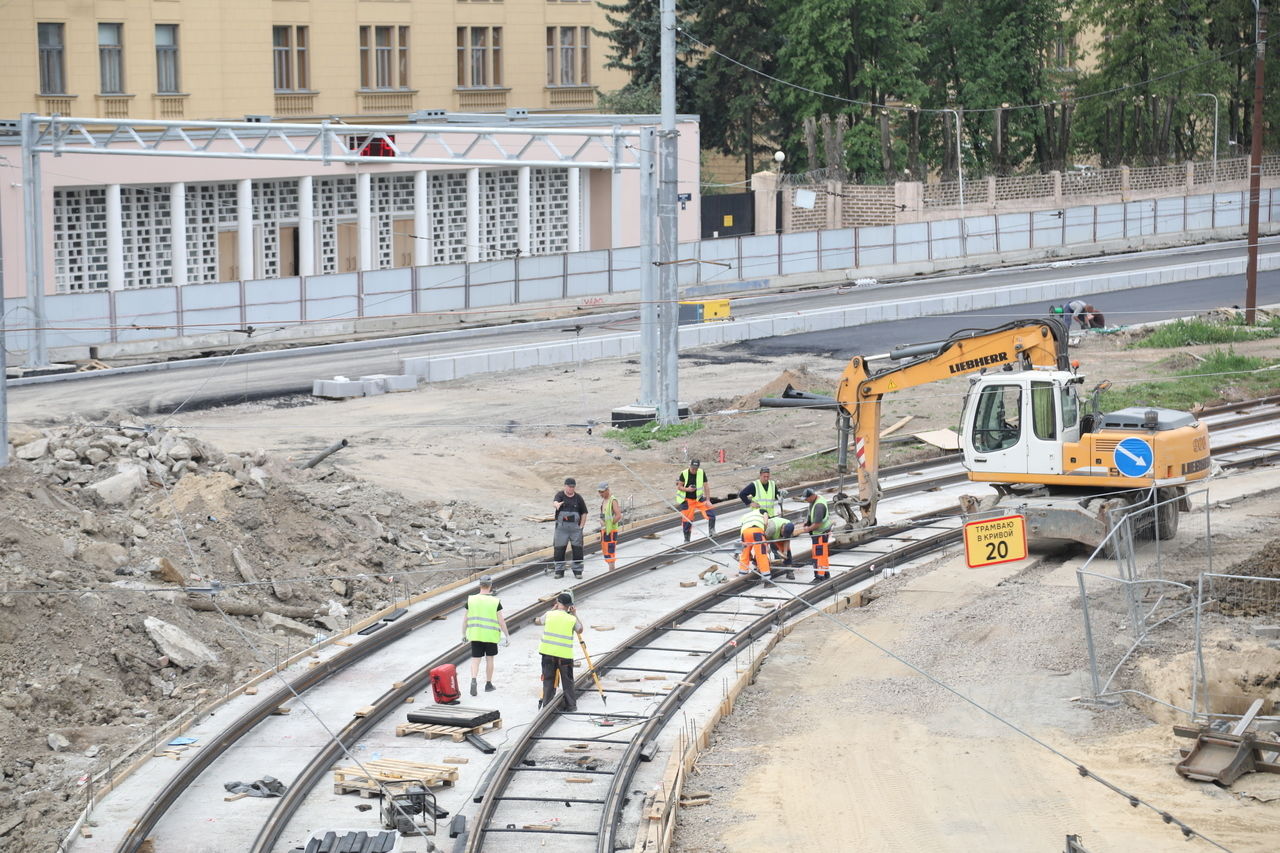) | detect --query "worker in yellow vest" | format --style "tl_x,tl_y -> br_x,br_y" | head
676,459 -> 717,542
538,592 -> 584,711
800,489 -> 833,582
738,502 -> 771,578
738,466 -> 781,517
598,482 -> 622,570
462,575 -> 511,696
